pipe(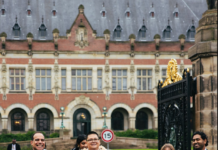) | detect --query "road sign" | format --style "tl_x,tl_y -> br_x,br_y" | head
101,129 -> 114,143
